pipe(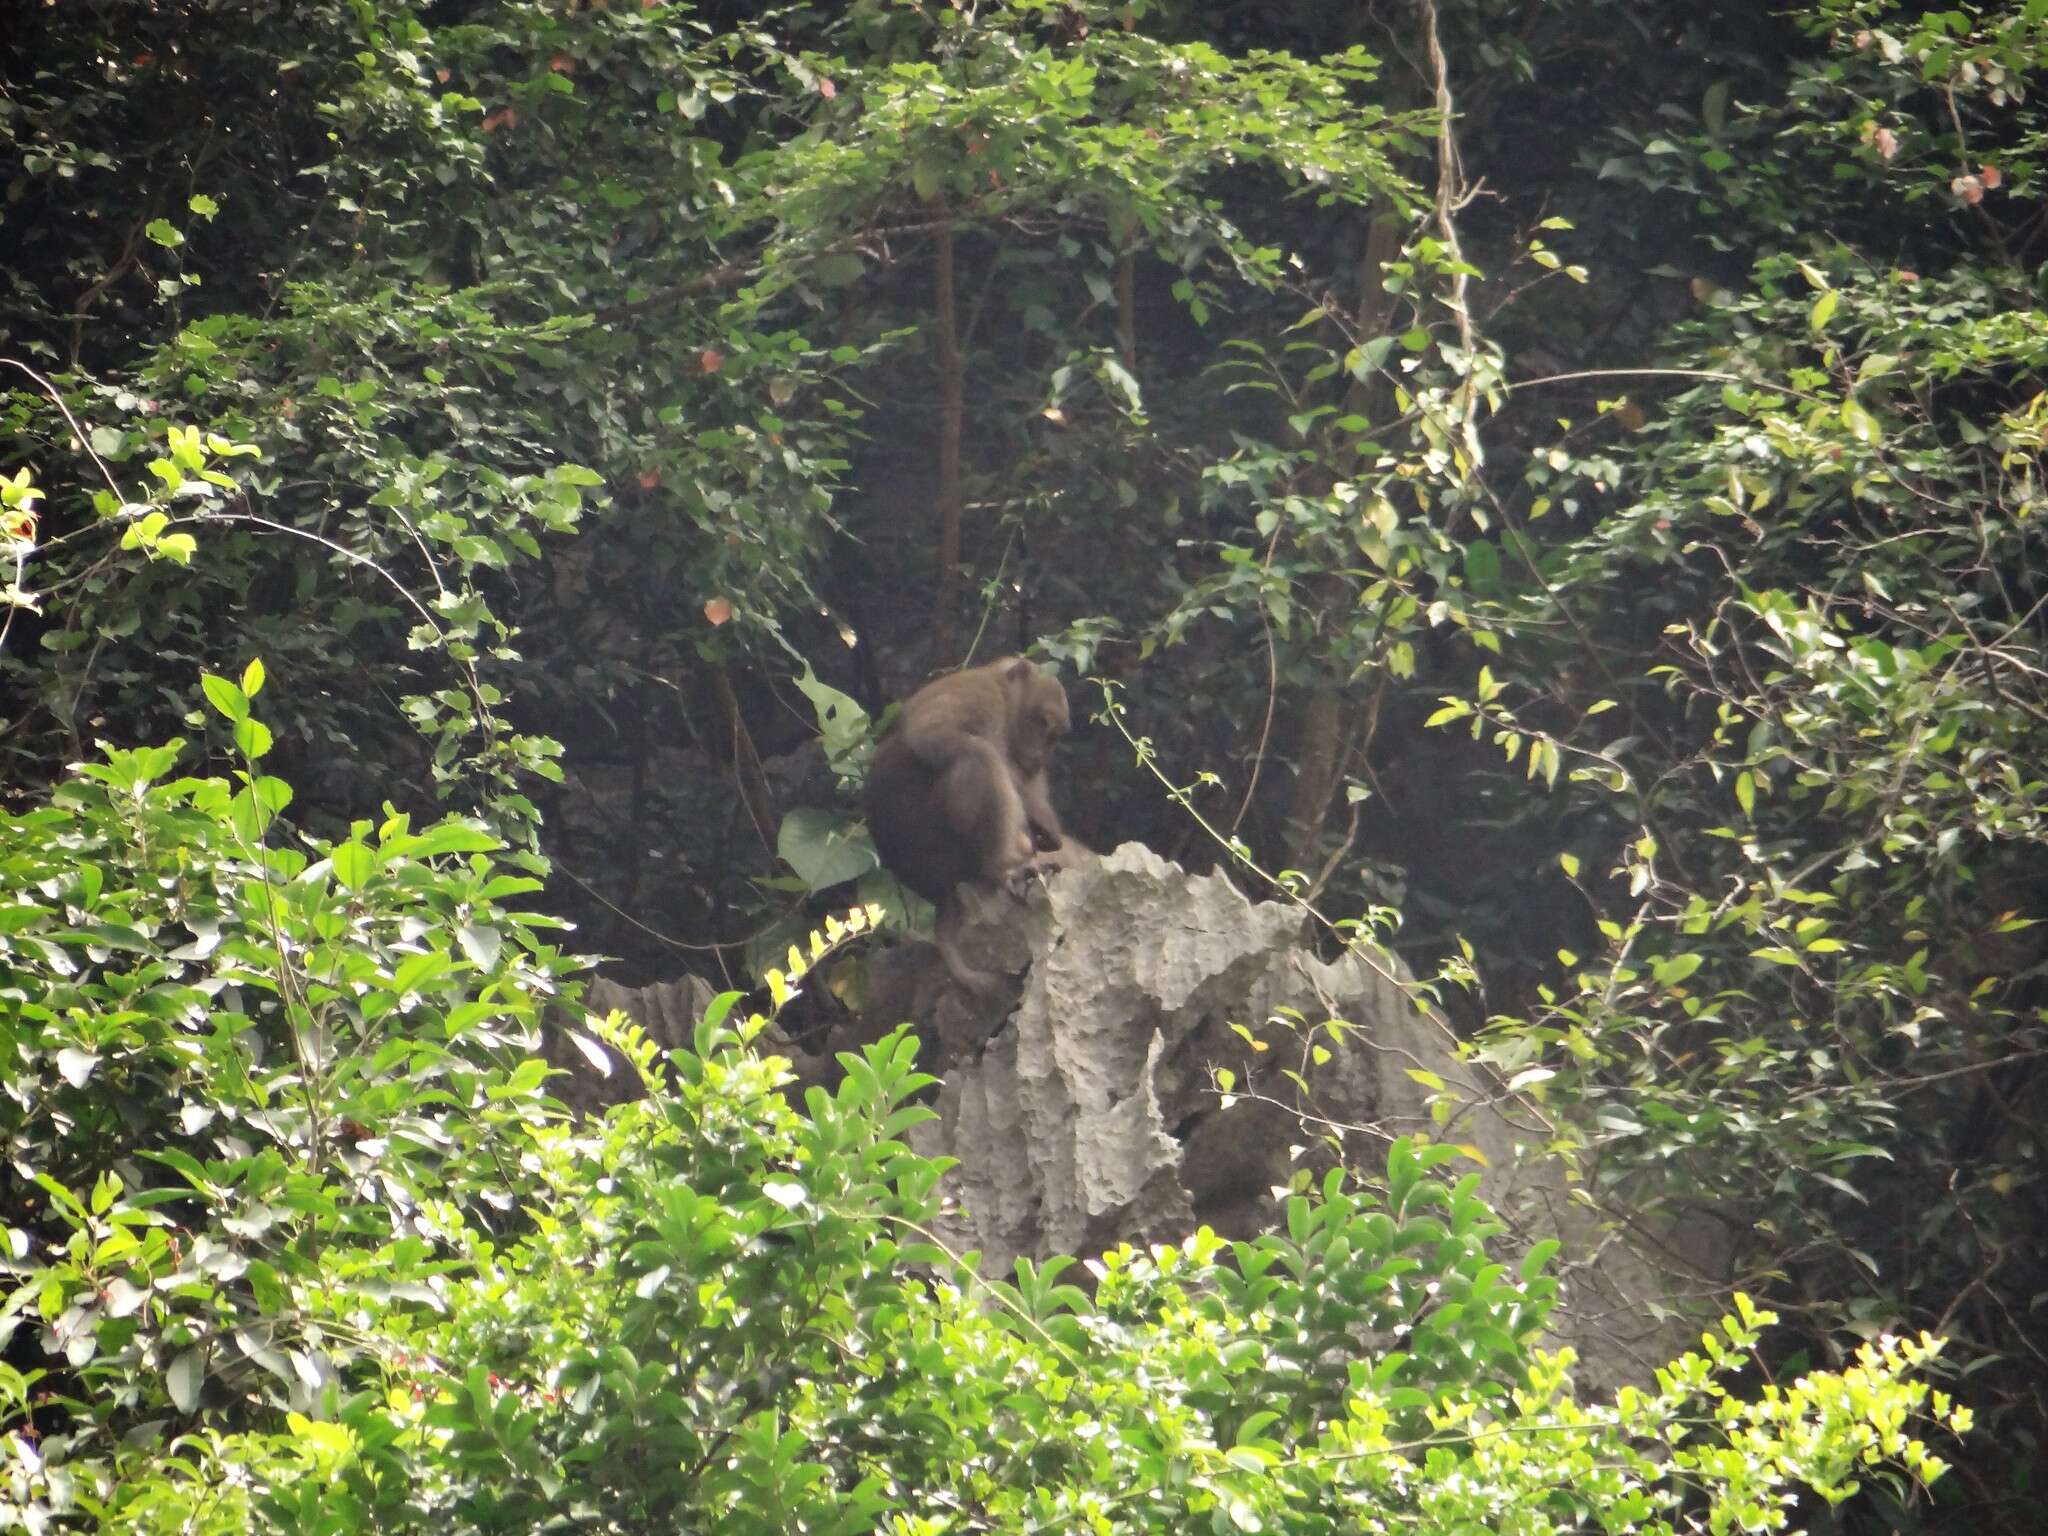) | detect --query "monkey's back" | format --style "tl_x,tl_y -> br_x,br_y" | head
864,731 -> 978,904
